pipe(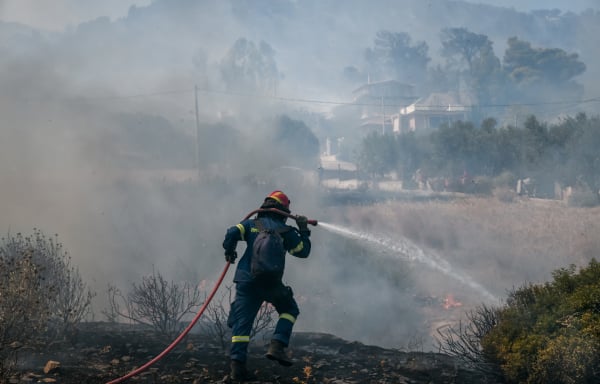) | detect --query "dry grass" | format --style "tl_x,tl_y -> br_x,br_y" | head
325,196 -> 600,303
